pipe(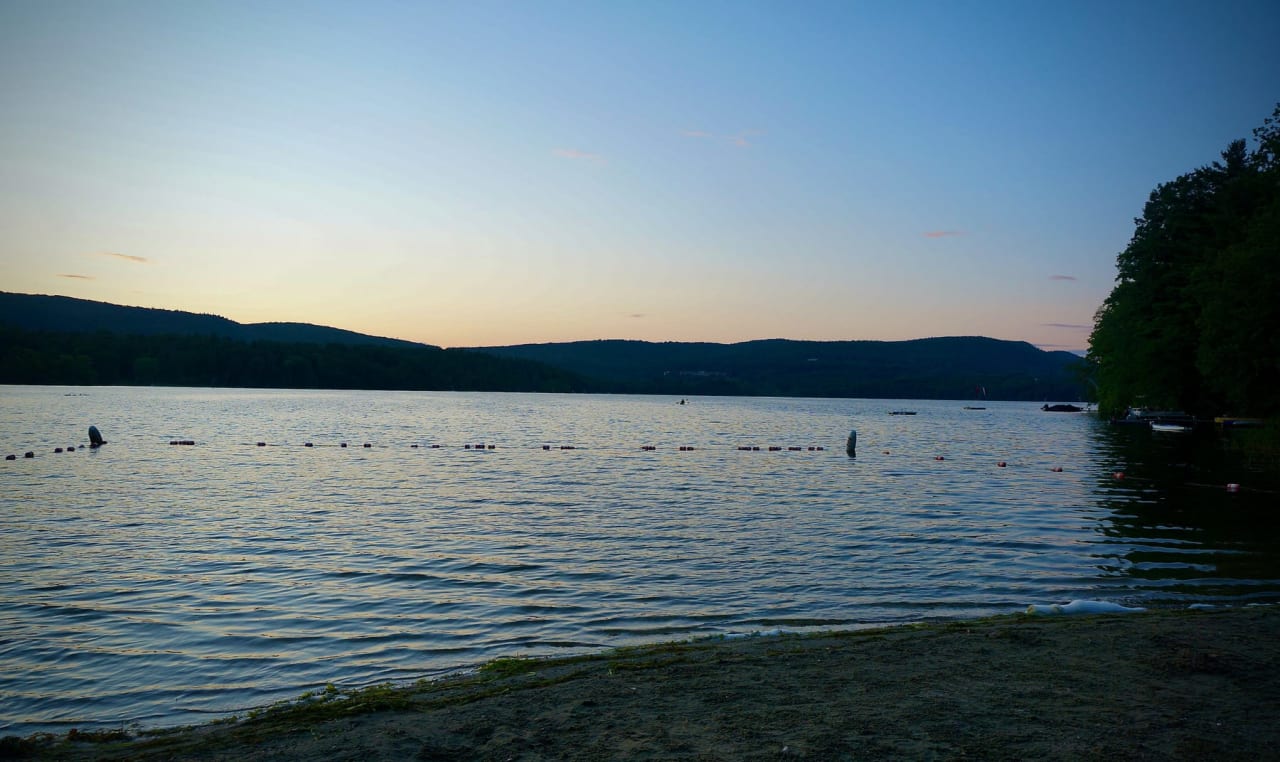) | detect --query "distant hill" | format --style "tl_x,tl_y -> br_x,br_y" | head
0,292 -> 589,392
0,292 -> 425,348
466,338 -> 1086,401
0,292 -> 1087,399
